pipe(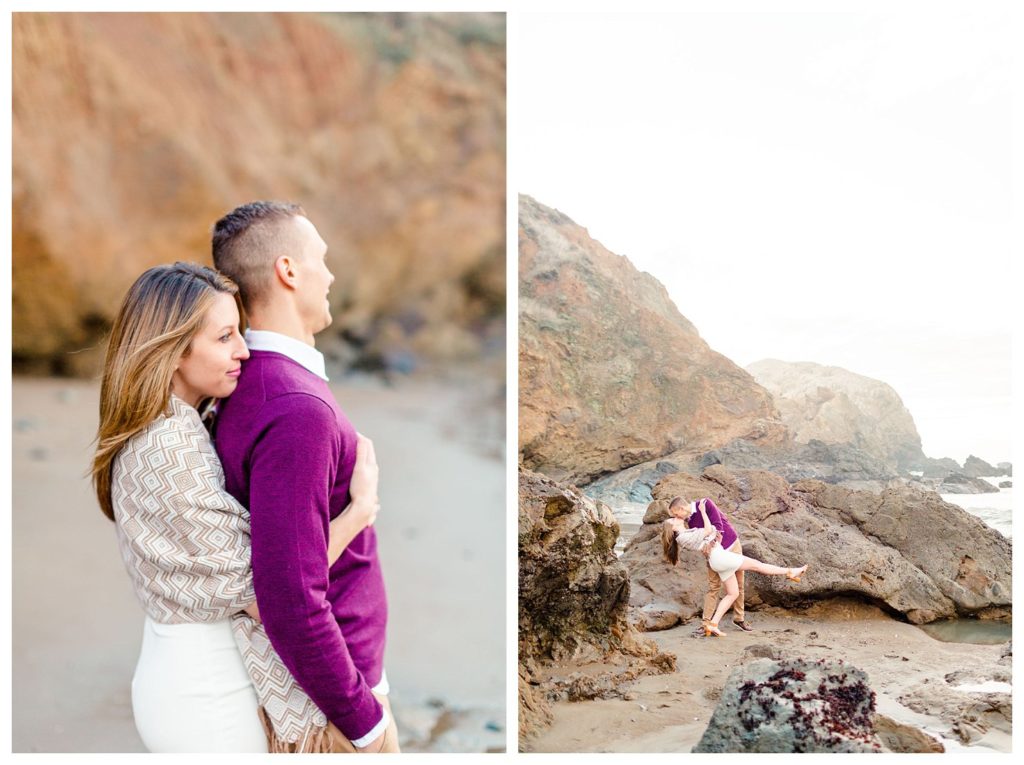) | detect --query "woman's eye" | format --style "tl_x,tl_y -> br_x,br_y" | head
220,334 -> 231,342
